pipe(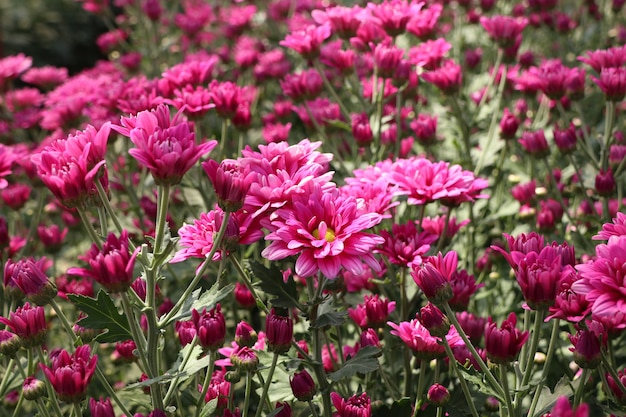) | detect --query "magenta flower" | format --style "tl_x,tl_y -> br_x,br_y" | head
40,345 -> 98,403
89,398 -> 115,417
376,221 -> 438,268
22,66 -> 68,89
266,308 -> 293,354
484,313 -> 528,364
291,370 -> 316,401
389,157 -> 489,207
280,24 -> 331,59
421,59 -> 462,94
388,317 -> 463,360
281,69 -> 323,102
518,130 -> 549,158
262,183 -> 384,279
202,159 -> 255,212
68,230 -> 137,293
411,252 -> 457,305
546,266 -> 591,323
406,3 -> 442,39
311,6 -> 364,39
331,392 -> 371,417
409,39 -> 452,70
0,53 -> 32,85
549,397 -> 589,417
192,305 -> 226,351
515,247 -> 564,310
480,15 -> 528,48
574,235 -> 626,329
0,303 -> 47,348
4,258 -> 56,305
114,104 -> 217,186
594,212 -> 626,240
578,45 -> 626,73
591,67 -> 626,102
